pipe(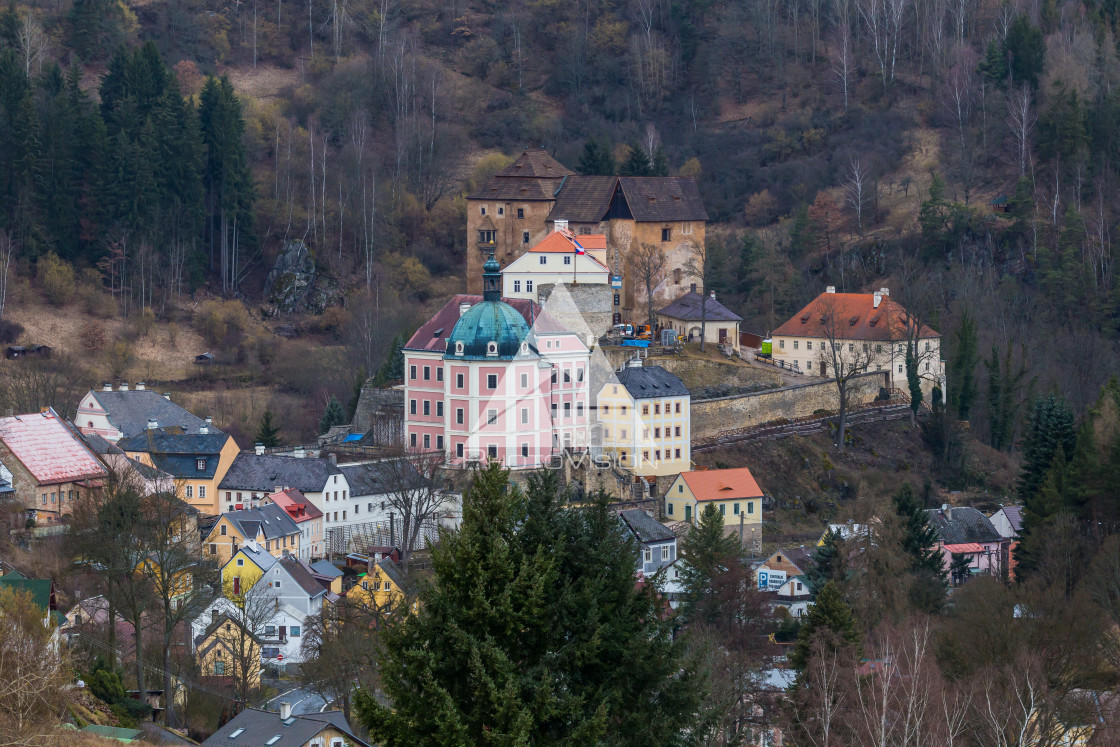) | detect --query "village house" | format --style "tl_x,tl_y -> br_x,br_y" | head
754,547 -> 816,594
774,575 -> 813,618
655,287 -> 743,352
82,432 -> 175,495
500,229 -> 611,301
926,504 -> 1010,583
218,447 -> 346,513
404,256 -> 591,468
0,574 -> 61,627
770,286 -> 945,396
663,467 -> 764,547
201,704 -> 372,747
76,383 -> 210,443
466,150 -> 708,322
619,509 -> 678,577
0,408 -> 108,524
310,560 -> 343,594
596,361 -> 690,479
347,556 -> 415,614
194,612 -> 262,690
204,504 -> 302,565
117,425 -> 239,516
990,505 -> 1023,539
263,488 -> 324,561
